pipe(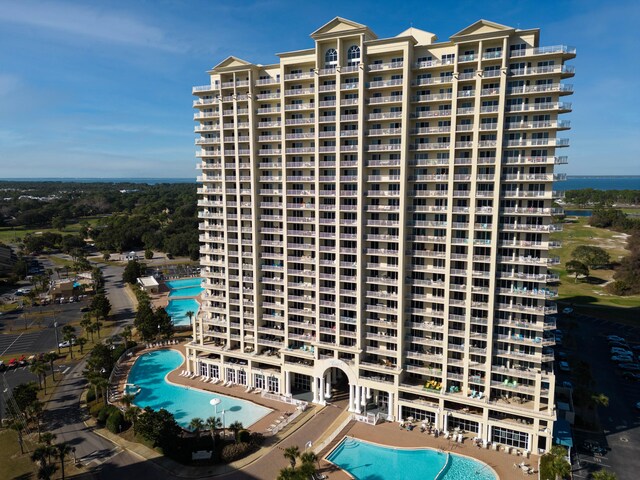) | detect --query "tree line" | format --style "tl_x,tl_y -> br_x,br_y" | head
0,181 -> 199,259
564,189 -> 640,207
588,208 -> 640,295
